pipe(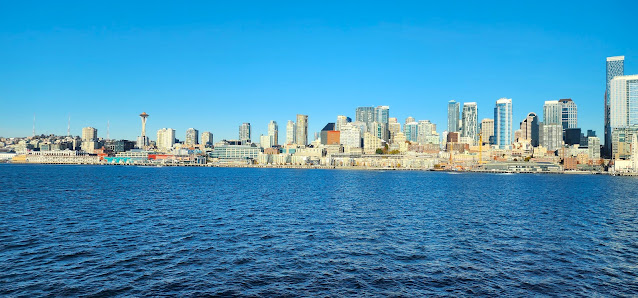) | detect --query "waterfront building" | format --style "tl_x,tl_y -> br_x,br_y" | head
209,143 -> 261,160
286,120 -> 296,145
540,124 -> 563,151
520,113 -> 540,147
481,118 -> 494,145
461,102 -> 478,143
559,99 -> 577,129
605,56 -> 625,157
185,128 -> 199,147
201,132 -> 214,148
611,126 -> 638,160
494,98 -> 513,149
239,123 -> 251,142
157,128 -> 176,152
295,114 -> 308,146
268,120 -> 278,147
448,100 -> 460,133
543,100 -> 562,125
